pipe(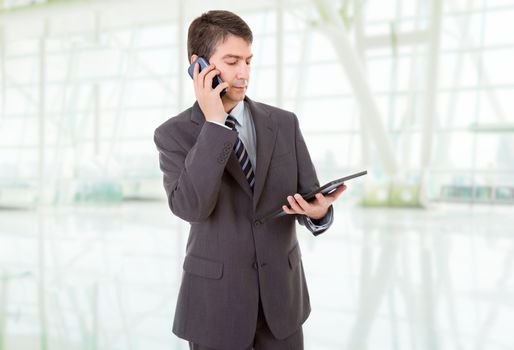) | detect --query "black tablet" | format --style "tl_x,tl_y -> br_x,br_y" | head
262,170 -> 367,221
